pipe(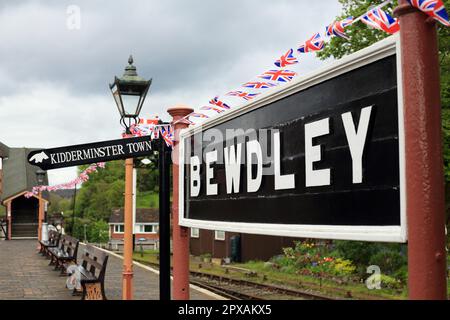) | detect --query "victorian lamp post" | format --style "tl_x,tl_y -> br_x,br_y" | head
36,169 -> 46,243
110,55 -> 151,300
